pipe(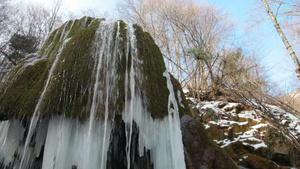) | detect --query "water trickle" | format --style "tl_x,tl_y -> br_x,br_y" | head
20,38 -> 70,168
59,20 -> 74,41
121,24 -> 186,169
85,19 -> 121,169
164,71 -> 186,169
